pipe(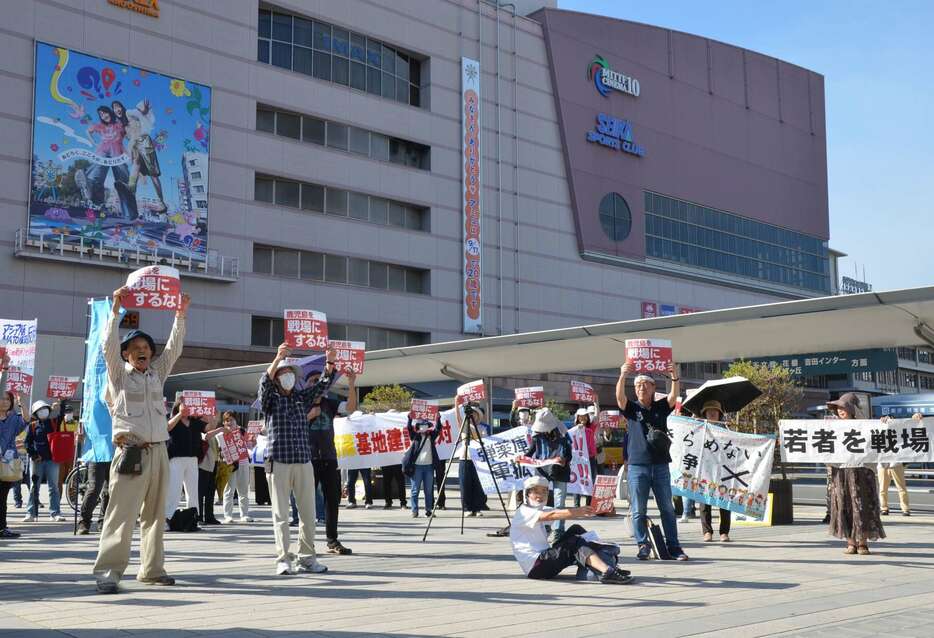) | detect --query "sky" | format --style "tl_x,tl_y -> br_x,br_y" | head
559,0 -> 934,292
